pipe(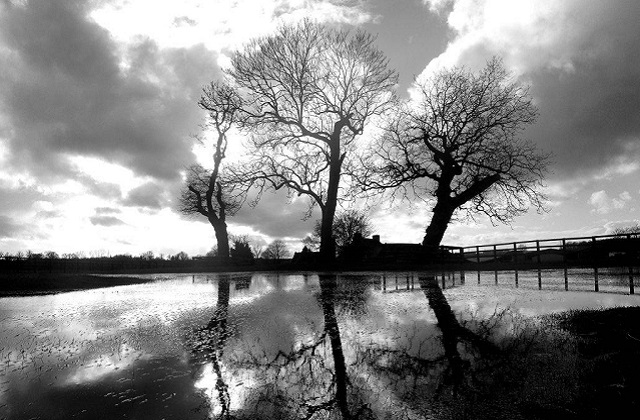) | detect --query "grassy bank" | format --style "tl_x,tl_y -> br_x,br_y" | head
0,272 -> 153,297
540,307 -> 640,419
